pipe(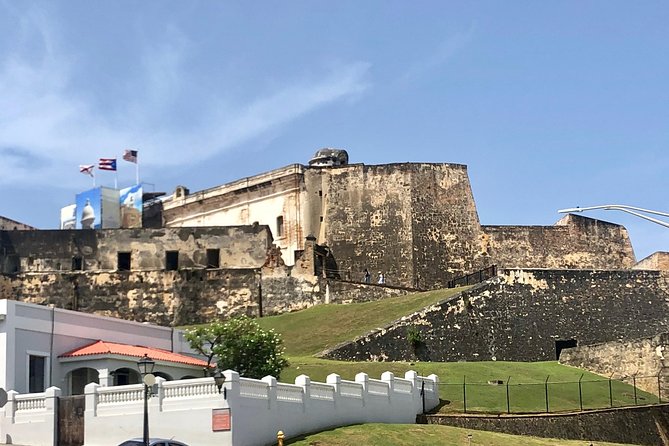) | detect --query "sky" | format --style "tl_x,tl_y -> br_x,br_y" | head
1,1 -> 668,261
